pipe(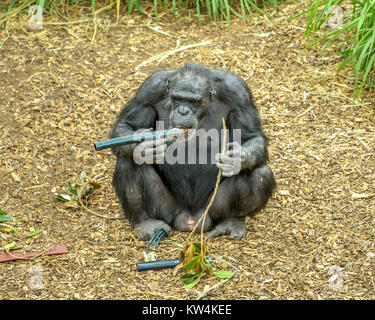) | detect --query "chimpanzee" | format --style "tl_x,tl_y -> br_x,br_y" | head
110,63 -> 275,240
